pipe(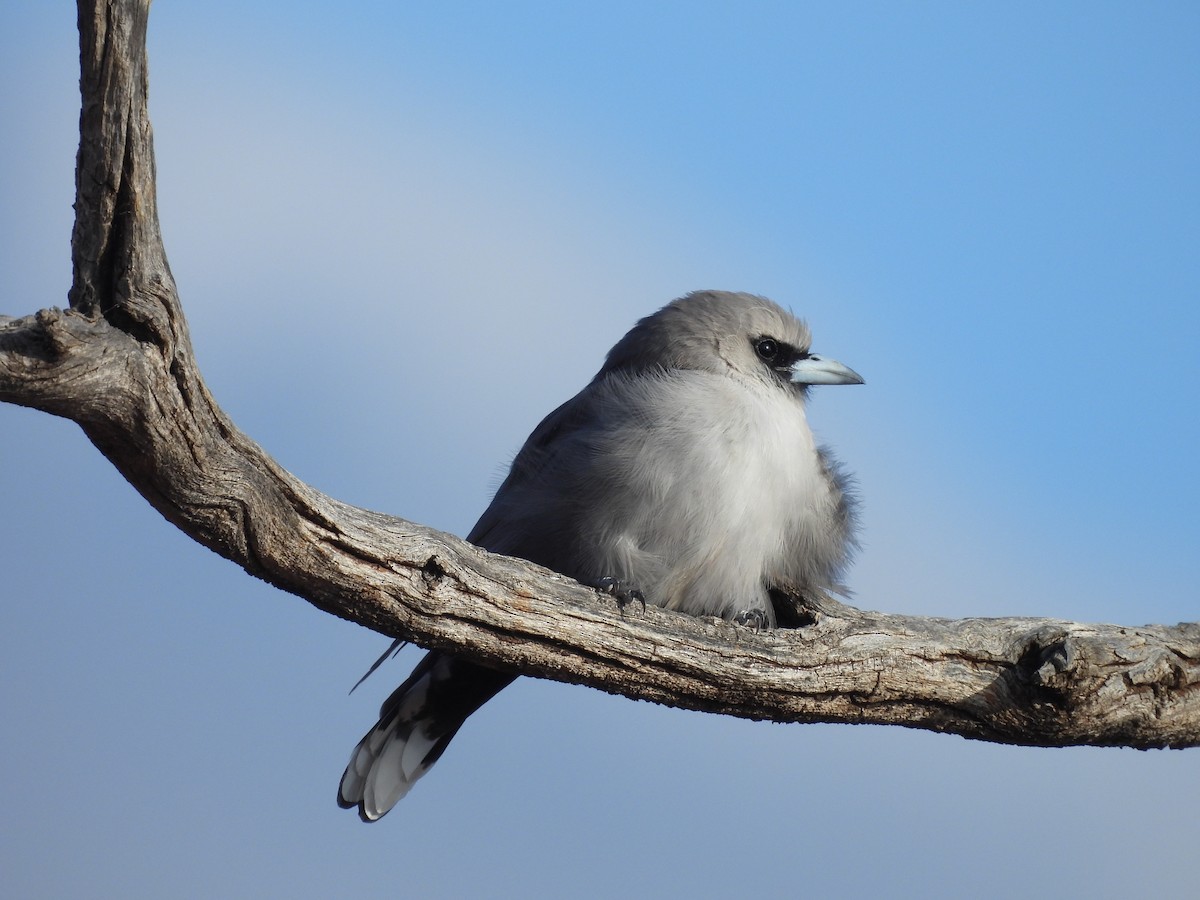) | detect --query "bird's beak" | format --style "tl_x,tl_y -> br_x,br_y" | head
789,355 -> 864,386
